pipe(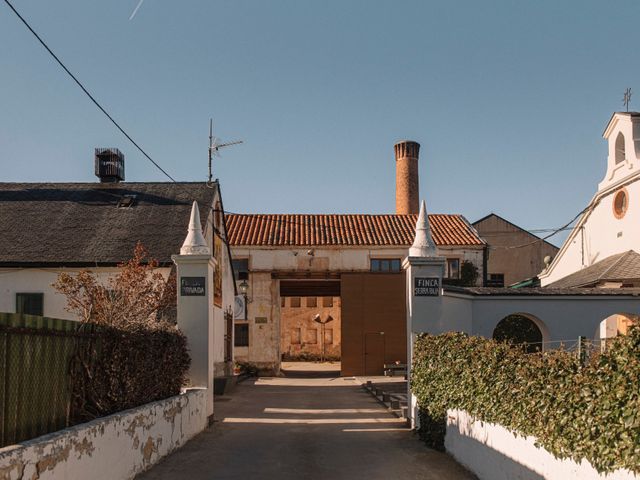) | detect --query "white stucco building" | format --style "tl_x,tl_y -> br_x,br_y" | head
540,112 -> 640,287
0,150 -> 236,379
